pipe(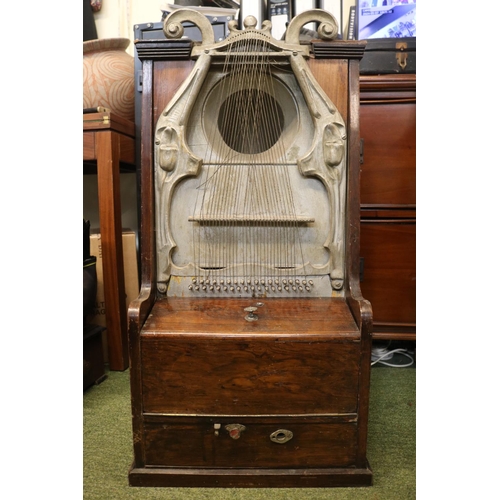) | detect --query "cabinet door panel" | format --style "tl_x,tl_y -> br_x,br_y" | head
360,222 -> 416,325
360,102 -> 416,206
